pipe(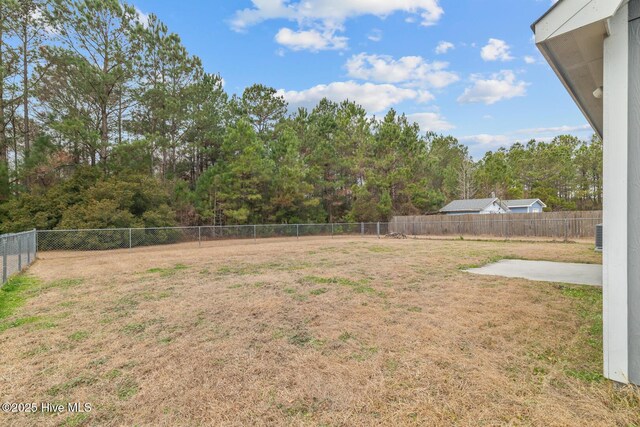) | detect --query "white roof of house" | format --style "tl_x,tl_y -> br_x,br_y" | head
504,199 -> 548,208
532,0 -> 627,138
440,198 -> 509,213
